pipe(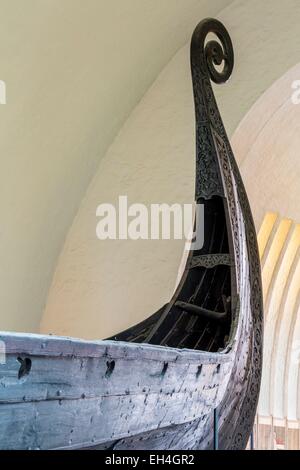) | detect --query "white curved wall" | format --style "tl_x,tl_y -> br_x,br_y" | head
233,62 -> 300,424
231,63 -> 300,227
0,0 -> 232,333
41,45 -> 195,338
41,0 -> 300,339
